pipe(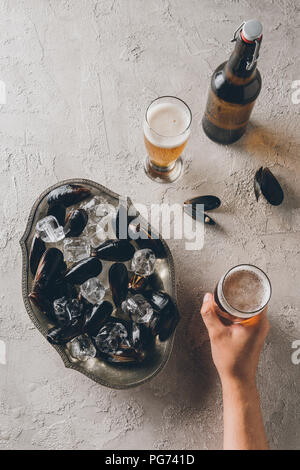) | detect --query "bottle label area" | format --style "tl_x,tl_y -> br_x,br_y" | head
204,89 -> 255,130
